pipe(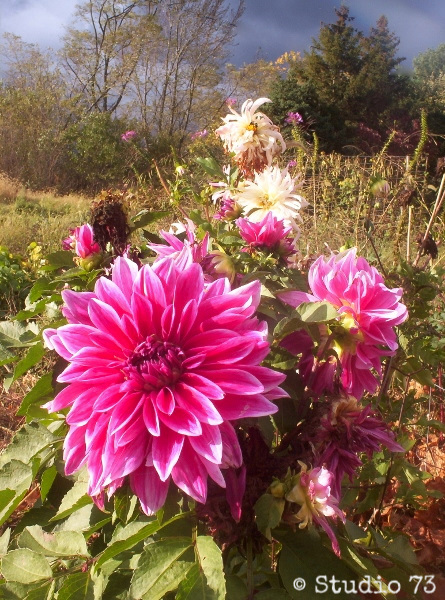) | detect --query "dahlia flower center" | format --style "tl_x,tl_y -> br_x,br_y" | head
246,122 -> 258,132
331,312 -> 364,355
126,335 -> 185,390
